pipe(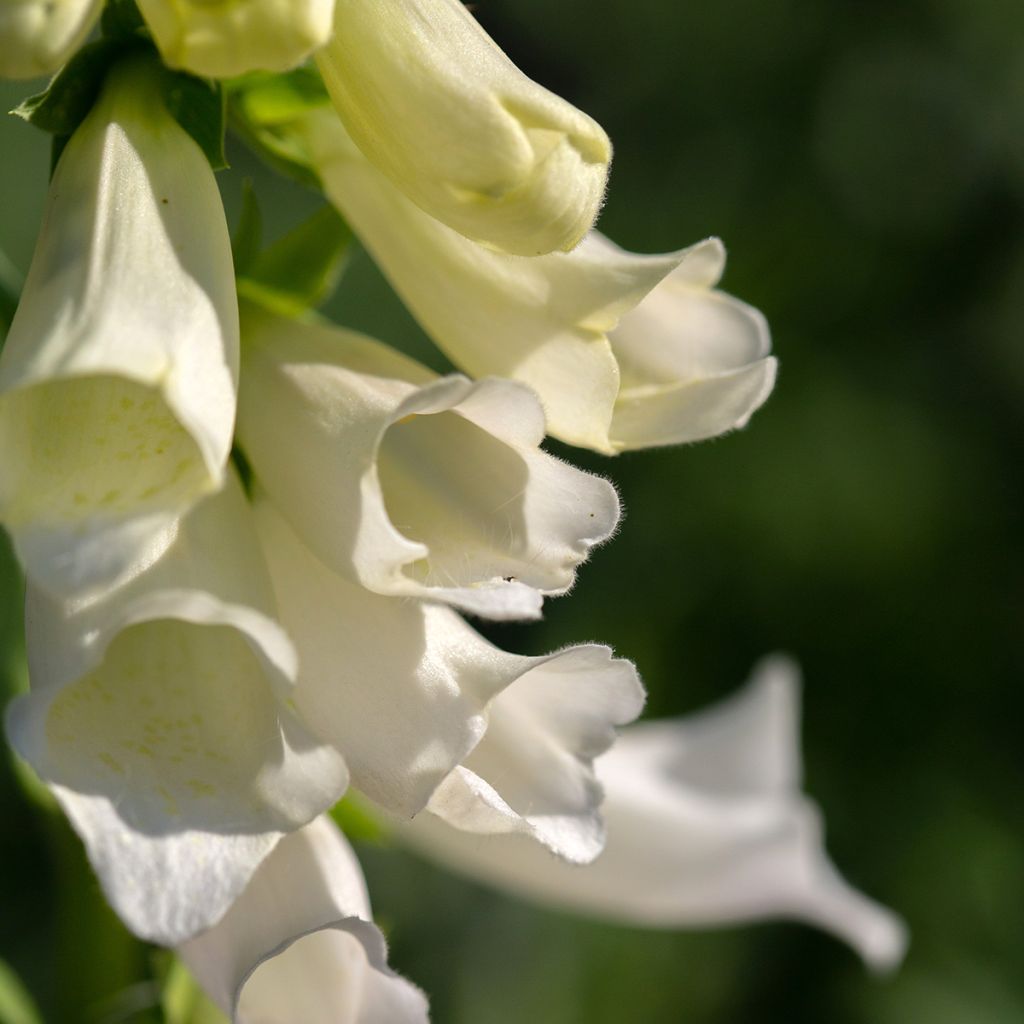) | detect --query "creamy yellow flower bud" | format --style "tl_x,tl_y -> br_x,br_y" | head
0,0 -> 101,79
316,0 -> 610,256
138,0 -> 336,78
